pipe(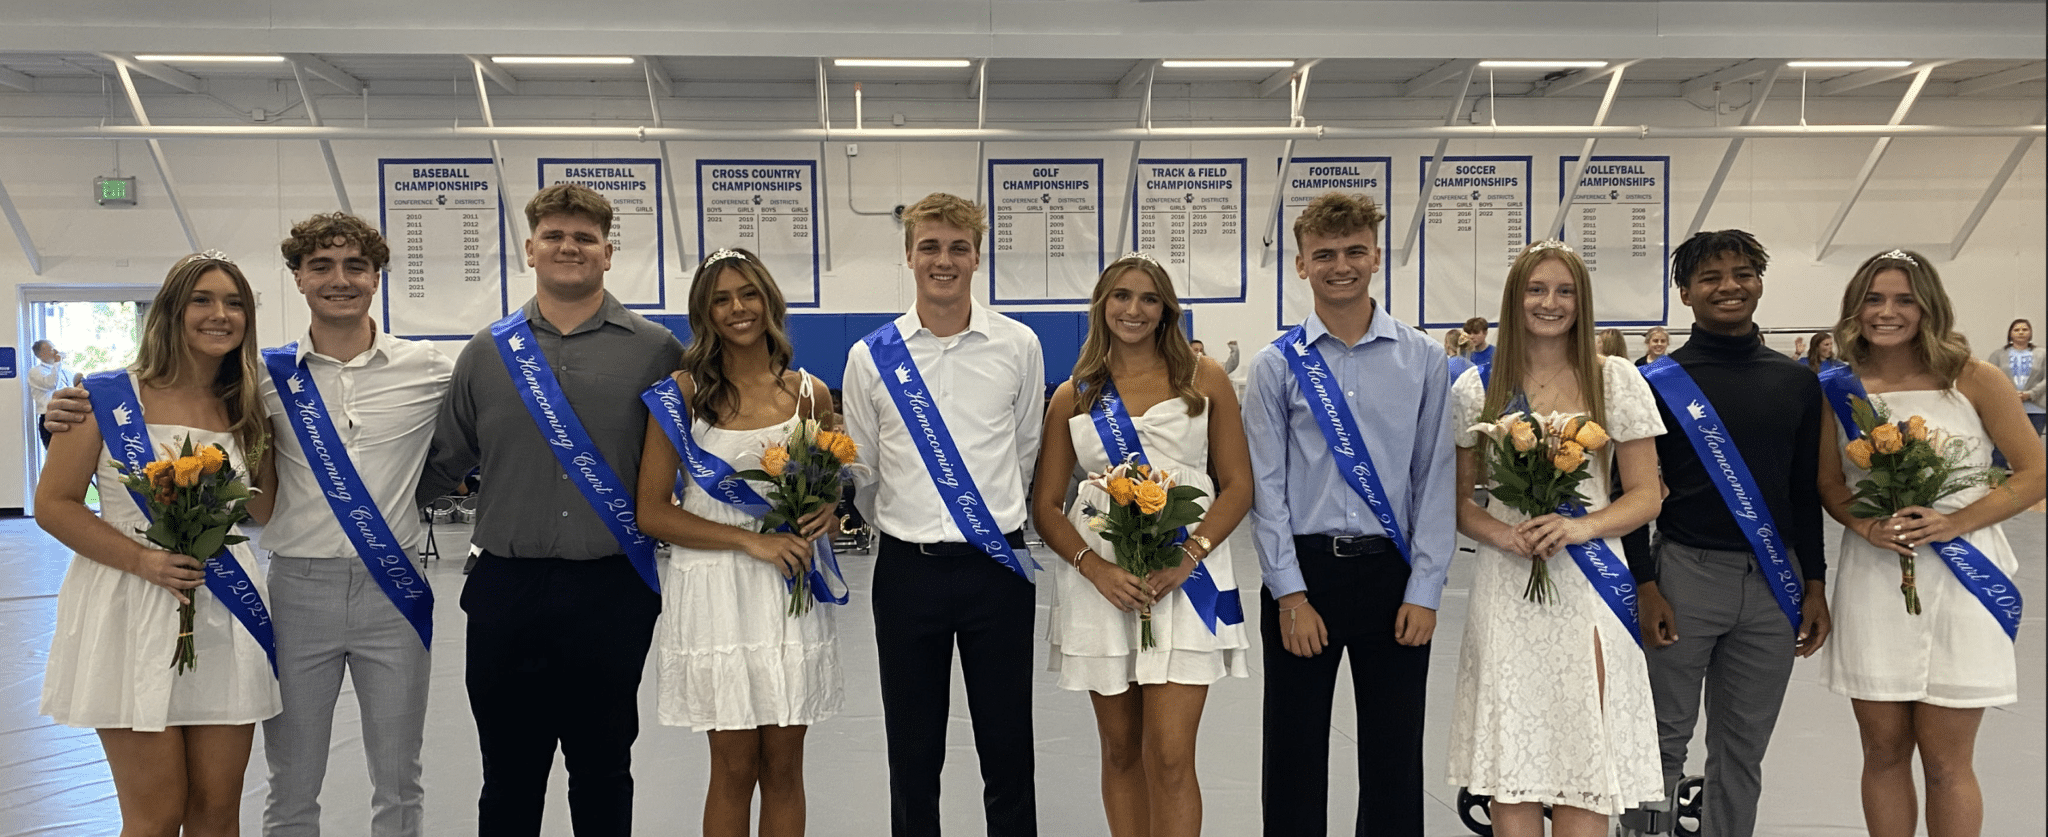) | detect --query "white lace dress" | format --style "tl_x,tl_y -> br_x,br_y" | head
1445,355 -> 1666,815
652,378 -> 844,731
1048,396 -> 1251,694
1824,388 -> 2019,708
41,420 -> 281,731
